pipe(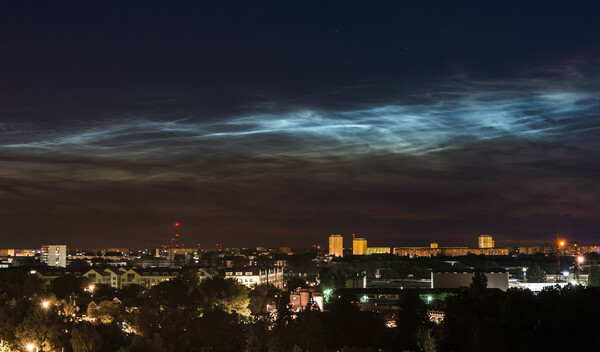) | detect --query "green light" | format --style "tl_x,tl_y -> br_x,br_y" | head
427,295 -> 433,303
323,288 -> 333,303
